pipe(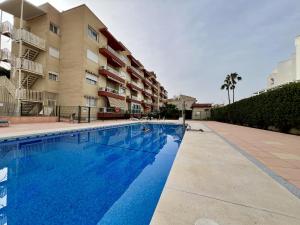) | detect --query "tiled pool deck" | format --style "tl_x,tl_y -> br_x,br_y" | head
0,120 -> 300,225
